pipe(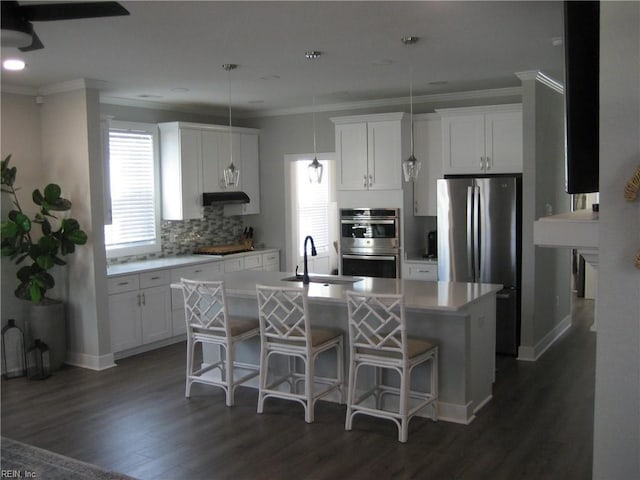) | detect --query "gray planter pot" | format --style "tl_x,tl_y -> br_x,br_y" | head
27,299 -> 67,371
